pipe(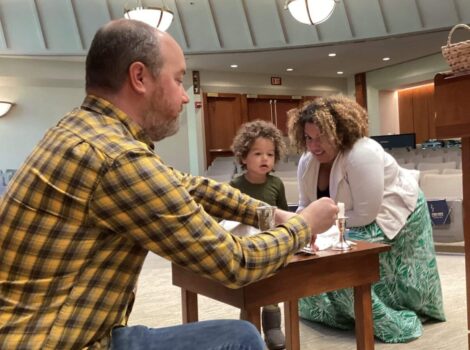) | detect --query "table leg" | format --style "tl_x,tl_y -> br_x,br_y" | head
354,284 -> 375,350
284,300 -> 300,350
181,288 -> 198,323
243,307 -> 261,332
